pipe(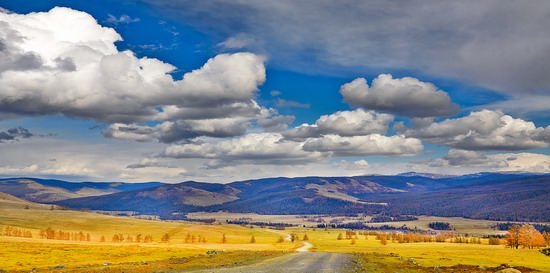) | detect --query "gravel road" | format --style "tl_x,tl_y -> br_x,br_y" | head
191,252 -> 354,273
